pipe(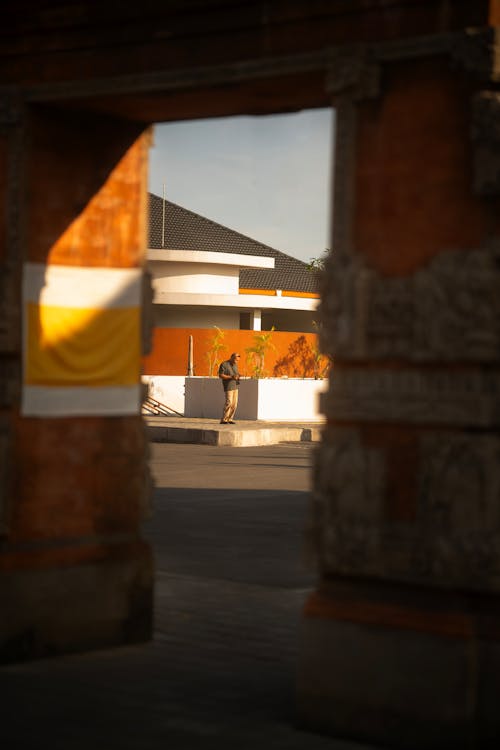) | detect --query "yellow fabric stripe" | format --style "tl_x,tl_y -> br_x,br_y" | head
25,303 -> 140,387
